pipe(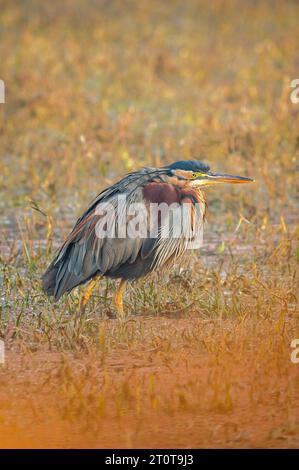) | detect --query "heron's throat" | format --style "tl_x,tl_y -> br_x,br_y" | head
144,177 -> 207,221
171,178 -> 207,221
193,187 -> 207,221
